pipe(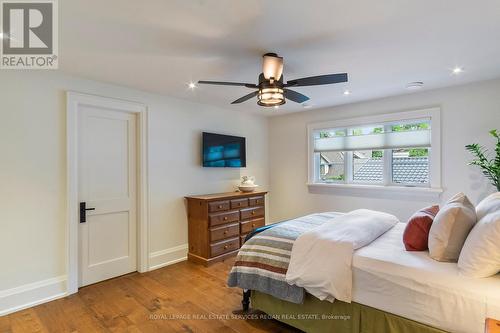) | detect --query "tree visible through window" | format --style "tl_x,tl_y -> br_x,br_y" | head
392,123 -> 429,132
